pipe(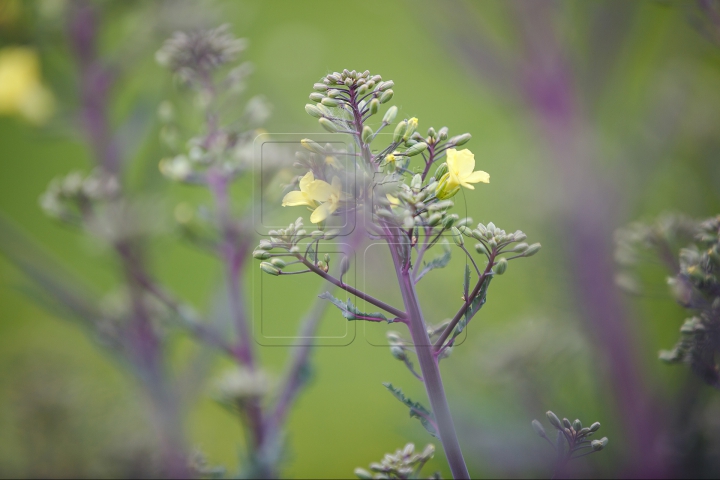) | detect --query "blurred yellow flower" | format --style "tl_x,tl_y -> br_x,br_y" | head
0,46 -> 55,124
444,148 -> 489,190
282,171 -> 344,224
